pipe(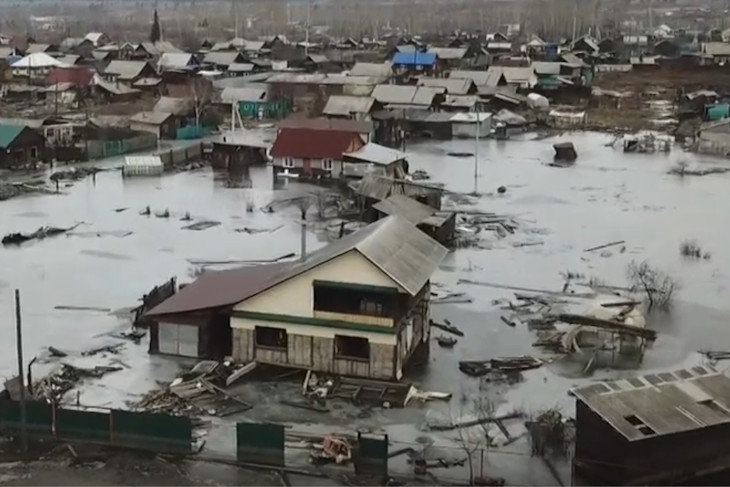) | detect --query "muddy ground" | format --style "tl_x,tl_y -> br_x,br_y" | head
1,131 -> 730,484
